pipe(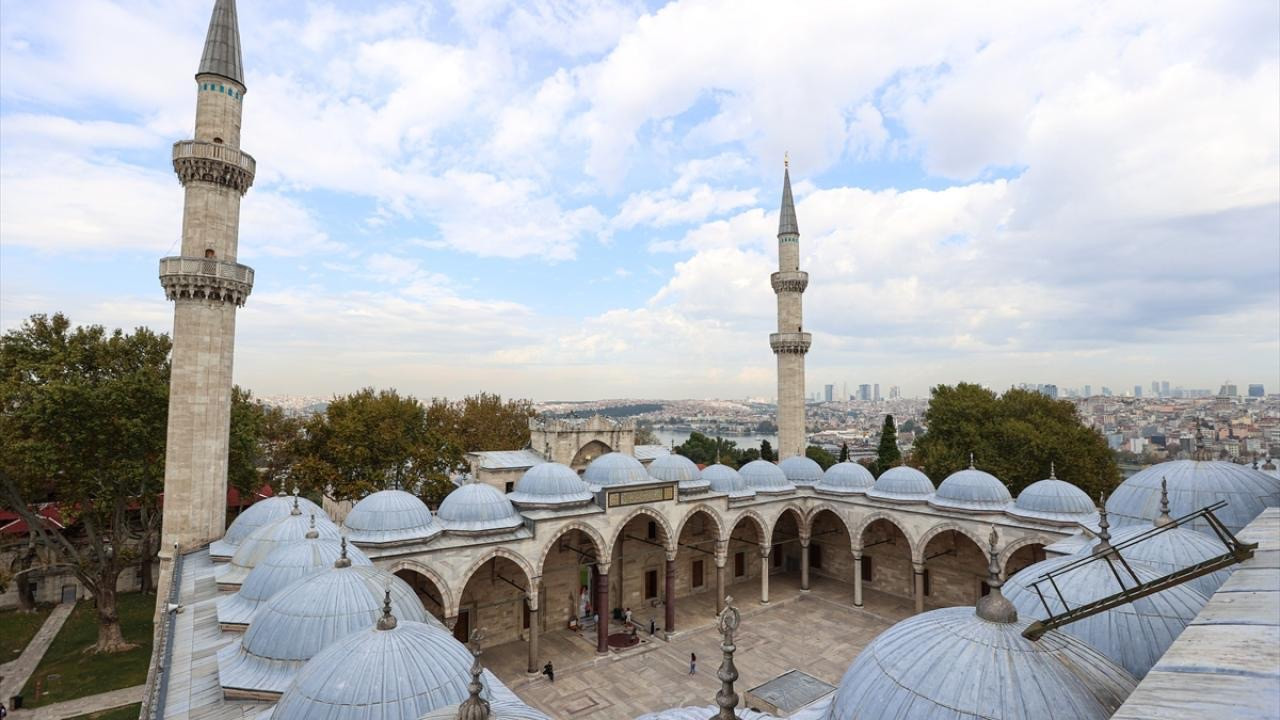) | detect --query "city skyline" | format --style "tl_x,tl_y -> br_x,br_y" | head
2,0 -> 1277,401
